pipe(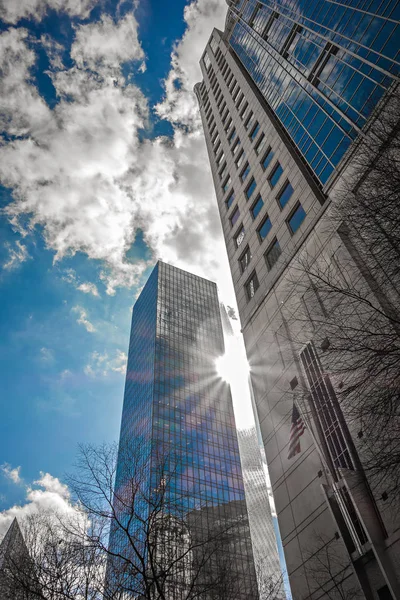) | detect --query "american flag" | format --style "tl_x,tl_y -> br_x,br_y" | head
287,402 -> 305,459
